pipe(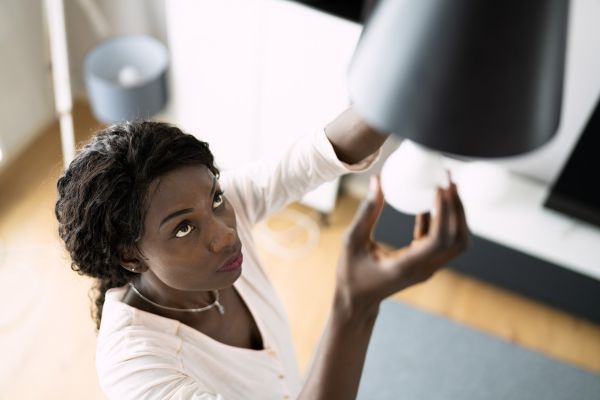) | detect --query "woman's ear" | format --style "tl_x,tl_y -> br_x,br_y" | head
119,245 -> 148,274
